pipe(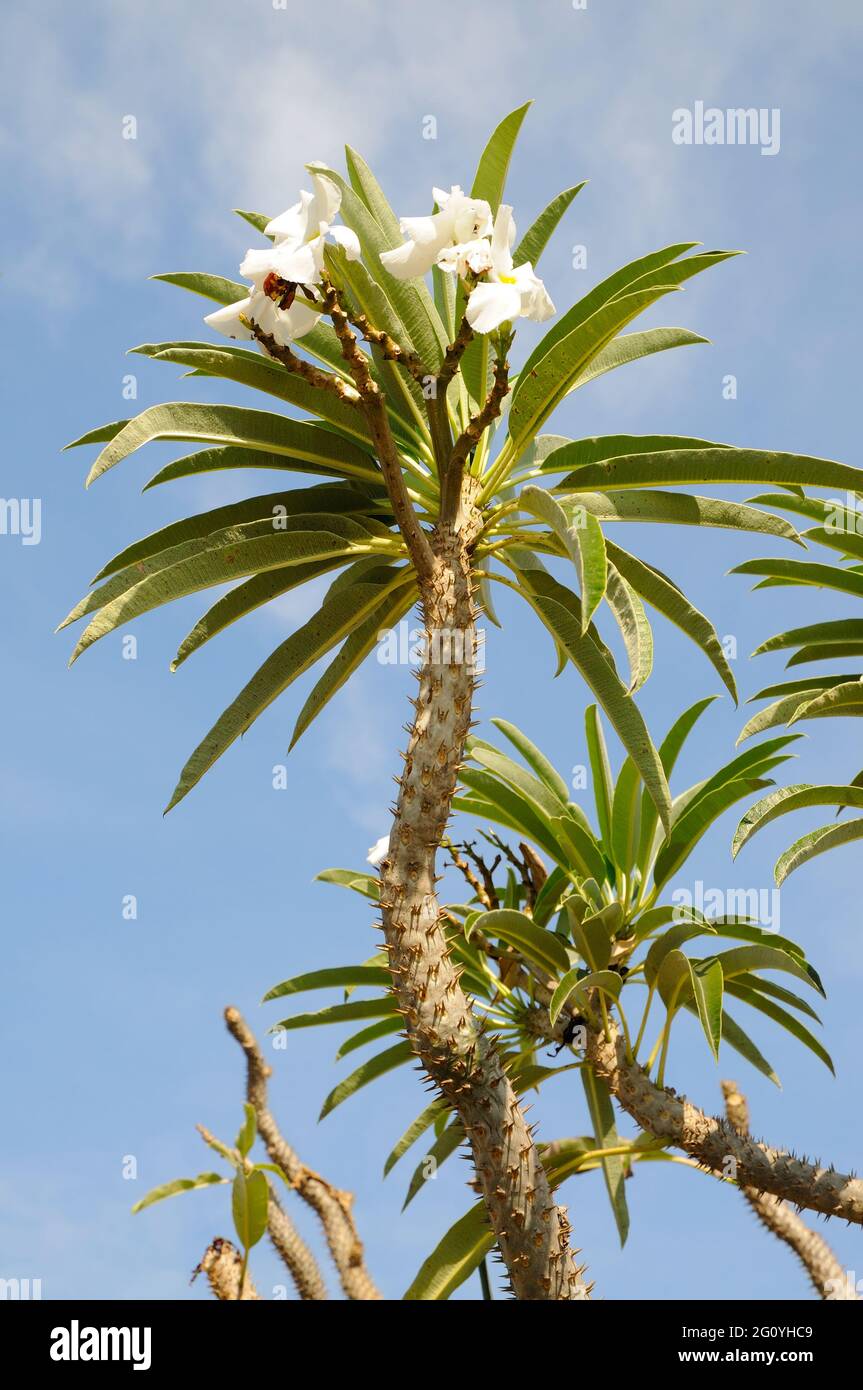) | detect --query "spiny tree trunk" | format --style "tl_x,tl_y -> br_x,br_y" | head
378,489 -> 588,1300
